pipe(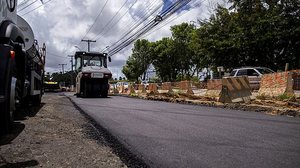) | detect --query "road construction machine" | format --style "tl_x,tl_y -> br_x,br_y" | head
0,0 -> 46,134
75,51 -> 112,98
